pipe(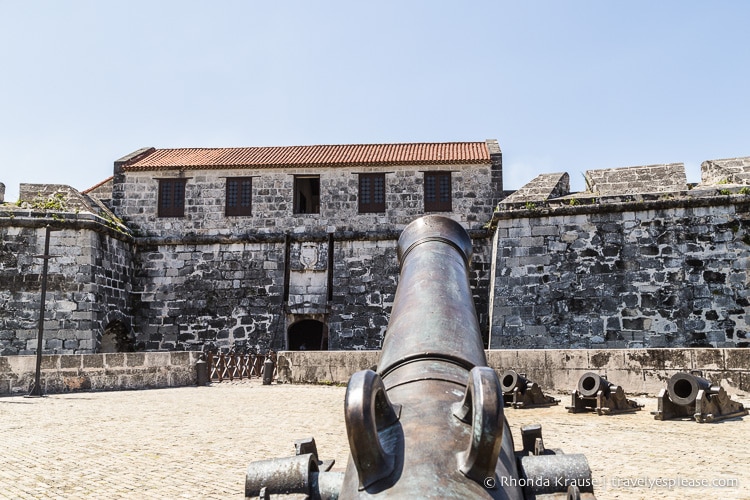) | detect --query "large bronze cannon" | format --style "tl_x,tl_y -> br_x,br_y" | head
246,215 -> 595,499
